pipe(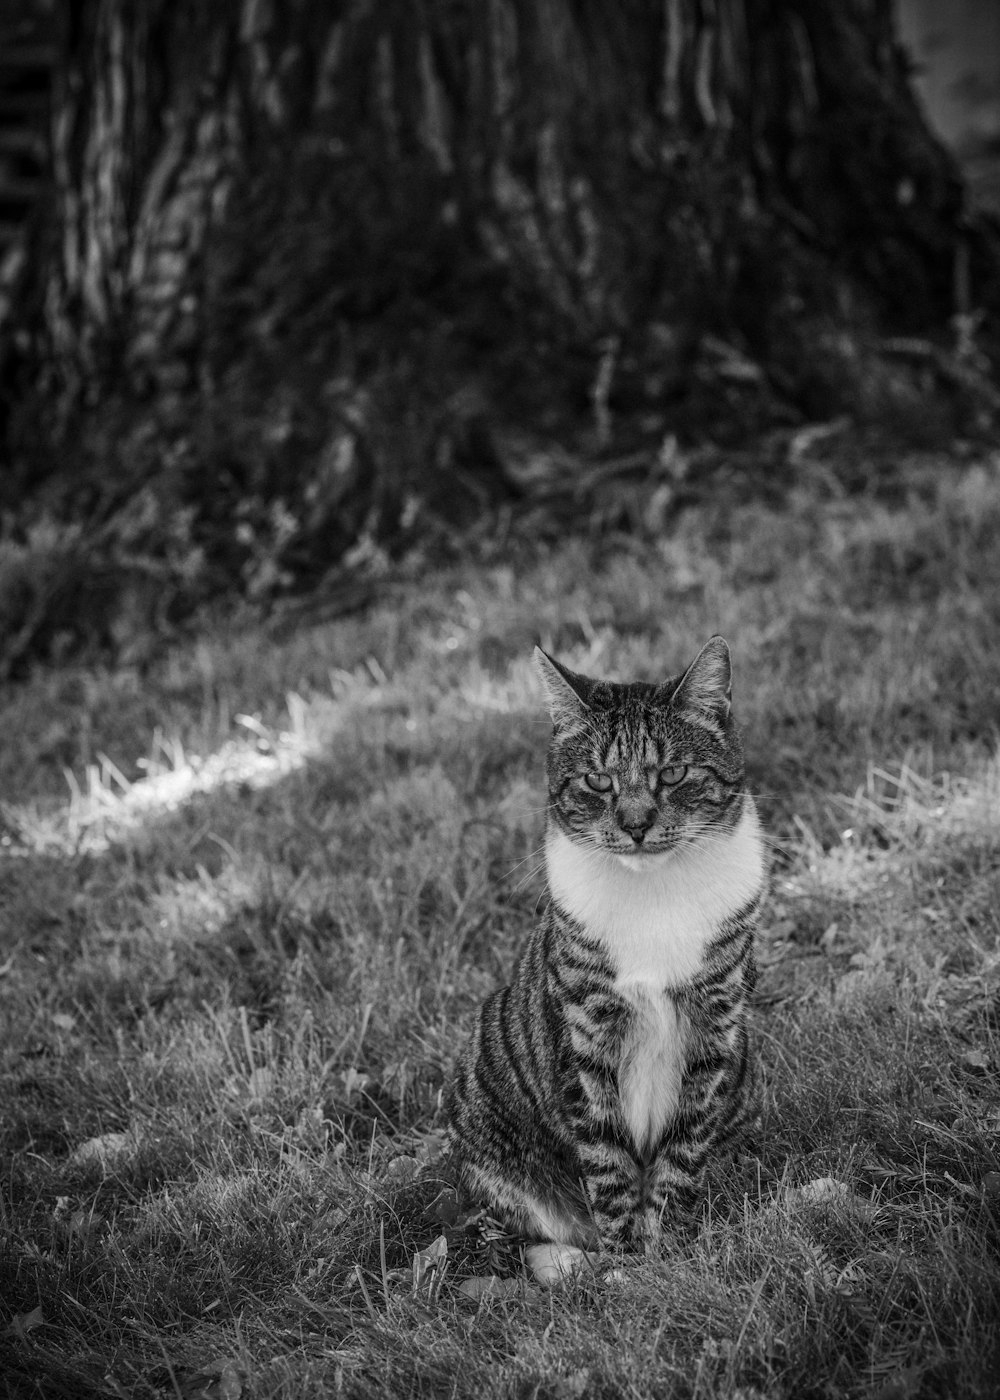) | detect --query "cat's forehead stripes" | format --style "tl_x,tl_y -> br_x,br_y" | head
601,728 -> 663,785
